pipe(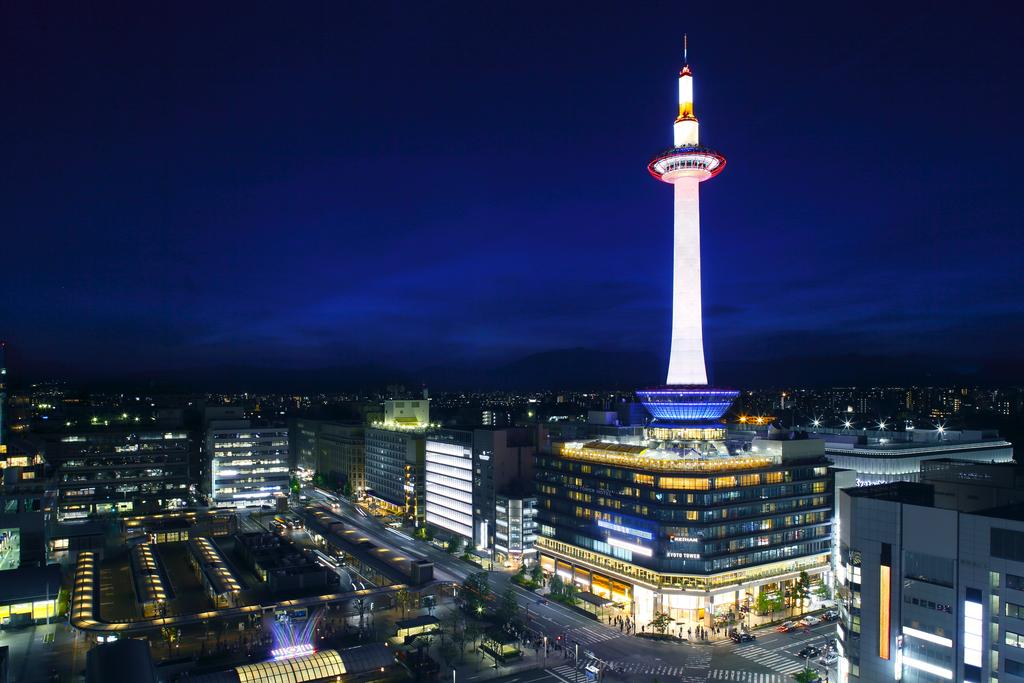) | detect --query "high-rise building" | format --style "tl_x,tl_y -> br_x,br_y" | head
206,425 -> 289,508
364,400 -> 432,524
836,468 -> 1024,682
535,47 -> 835,628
